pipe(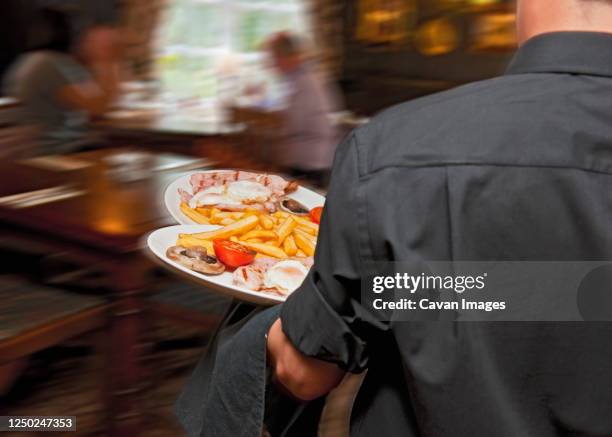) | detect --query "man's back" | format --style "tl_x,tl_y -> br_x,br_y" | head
360,32 -> 612,263
281,32 -> 612,437
356,32 -> 612,437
